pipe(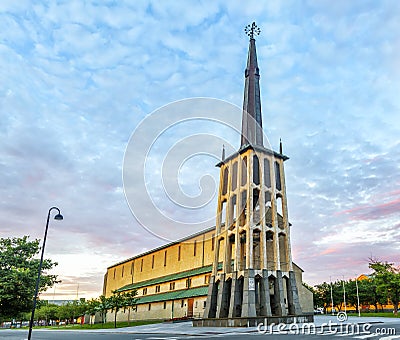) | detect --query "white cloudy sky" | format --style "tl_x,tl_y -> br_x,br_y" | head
1,0 -> 399,299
